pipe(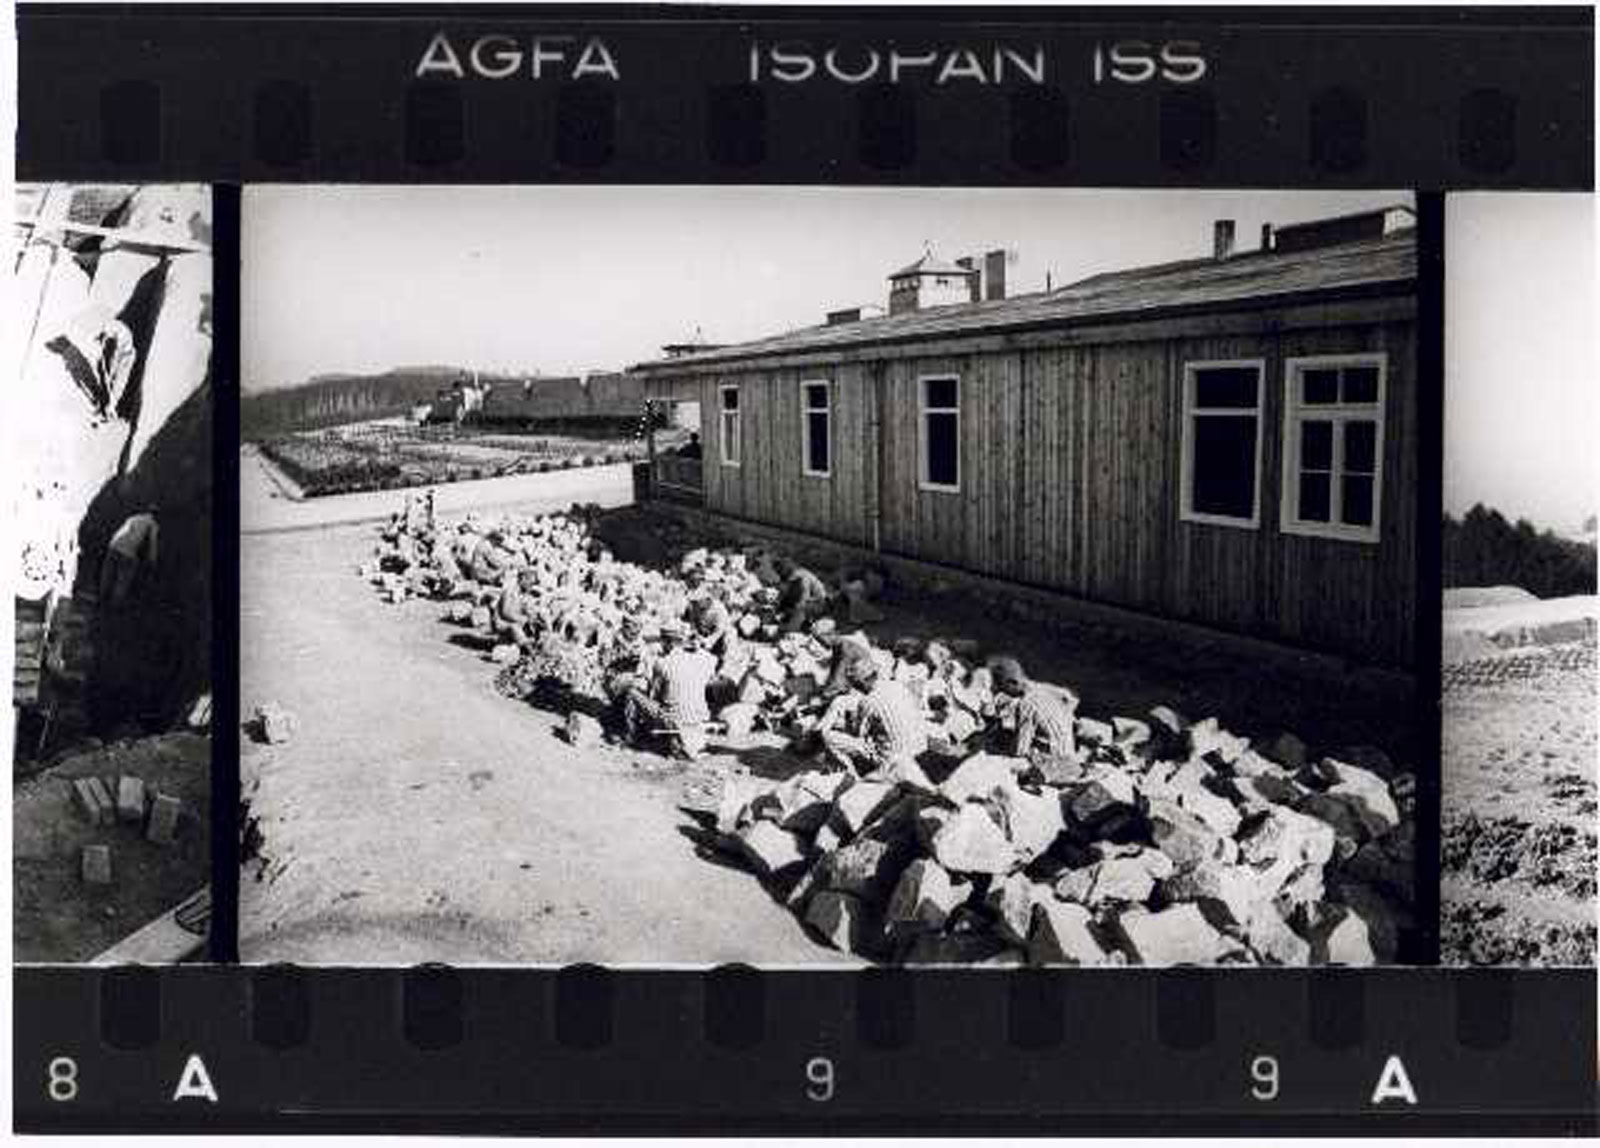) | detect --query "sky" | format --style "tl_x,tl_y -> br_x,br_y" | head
1446,194 -> 1595,532
242,185 -> 1408,391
